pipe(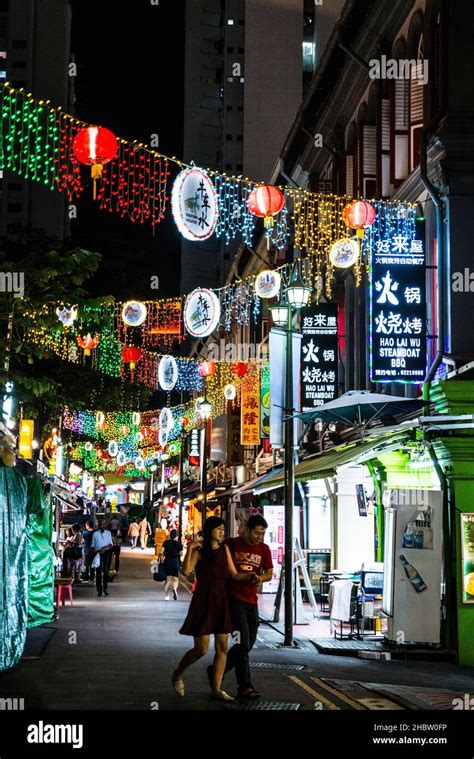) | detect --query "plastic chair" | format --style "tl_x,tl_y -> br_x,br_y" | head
55,578 -> 74,607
